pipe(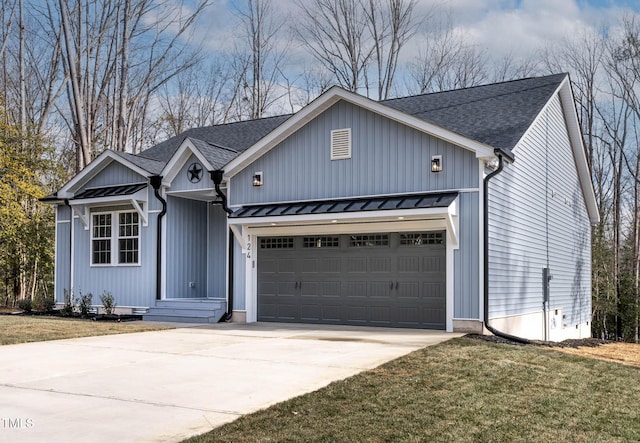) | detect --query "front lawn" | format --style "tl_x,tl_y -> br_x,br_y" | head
186,337 -> 640,443
0,315 -> 171,345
